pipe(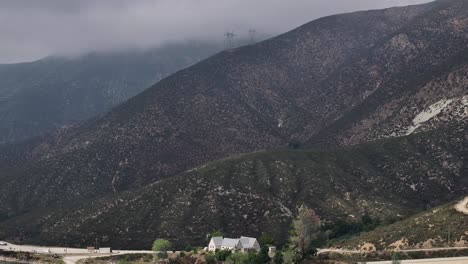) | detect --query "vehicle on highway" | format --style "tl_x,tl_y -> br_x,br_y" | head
0,241 -> 7,245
